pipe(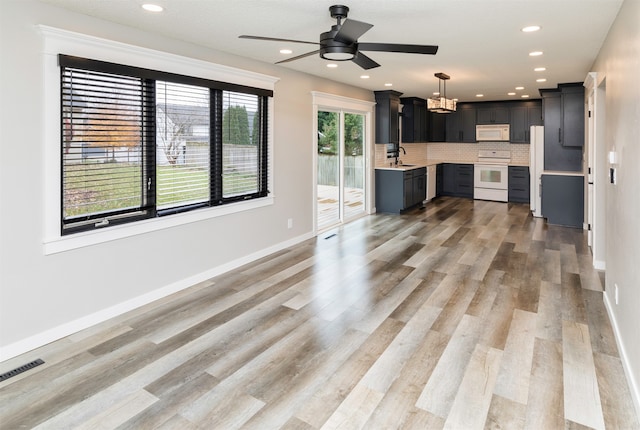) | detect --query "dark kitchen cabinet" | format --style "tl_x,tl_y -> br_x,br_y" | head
446,104 -> 476,142
561,86 -> 584,147
440,163 -> 474,198
375,167 -> 426,213
541,174 -> 584,228
477,104 -> 510,124
400,97 -> 428,143
510,101 -> 542,143
540,83 -> 583,171
508,166 -> 530,202
436,163 -> 444,196
454,164 -> 474,198
375,90 -> 403,144
428,112 -> 446,142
